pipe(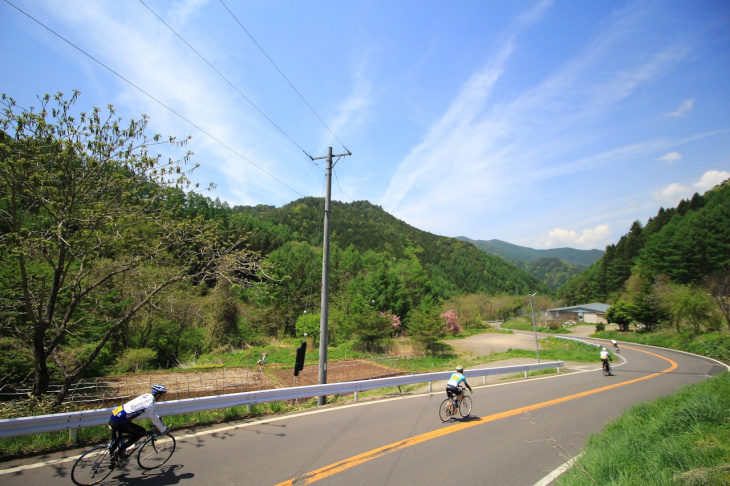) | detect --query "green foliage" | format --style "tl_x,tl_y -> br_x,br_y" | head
559,182 -> 730,305
114,348 -> 157,373
408,299 -> 446,354
295,312 -> 321,343
605,300 -> 635,332
0,337 -> 33,383
0,92 -> 262,403
559,372 -> 730,486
